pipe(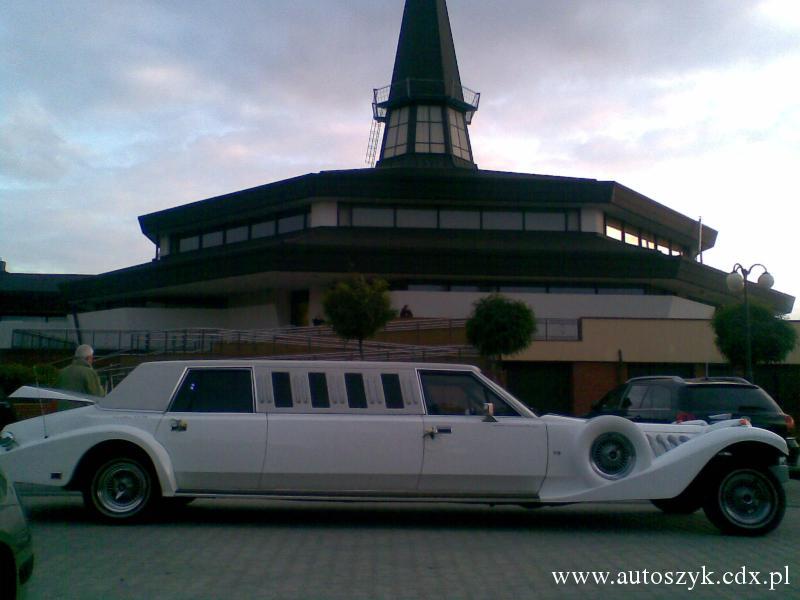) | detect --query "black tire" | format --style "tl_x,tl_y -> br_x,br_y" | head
703,466 -> 785,536
83,455 -> 158,522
